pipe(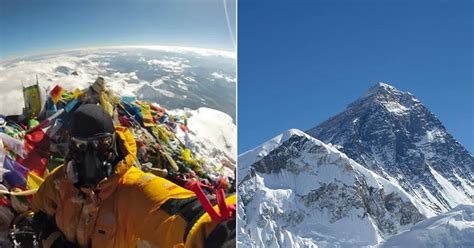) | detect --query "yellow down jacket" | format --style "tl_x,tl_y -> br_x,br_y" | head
31,126 -> 235,248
